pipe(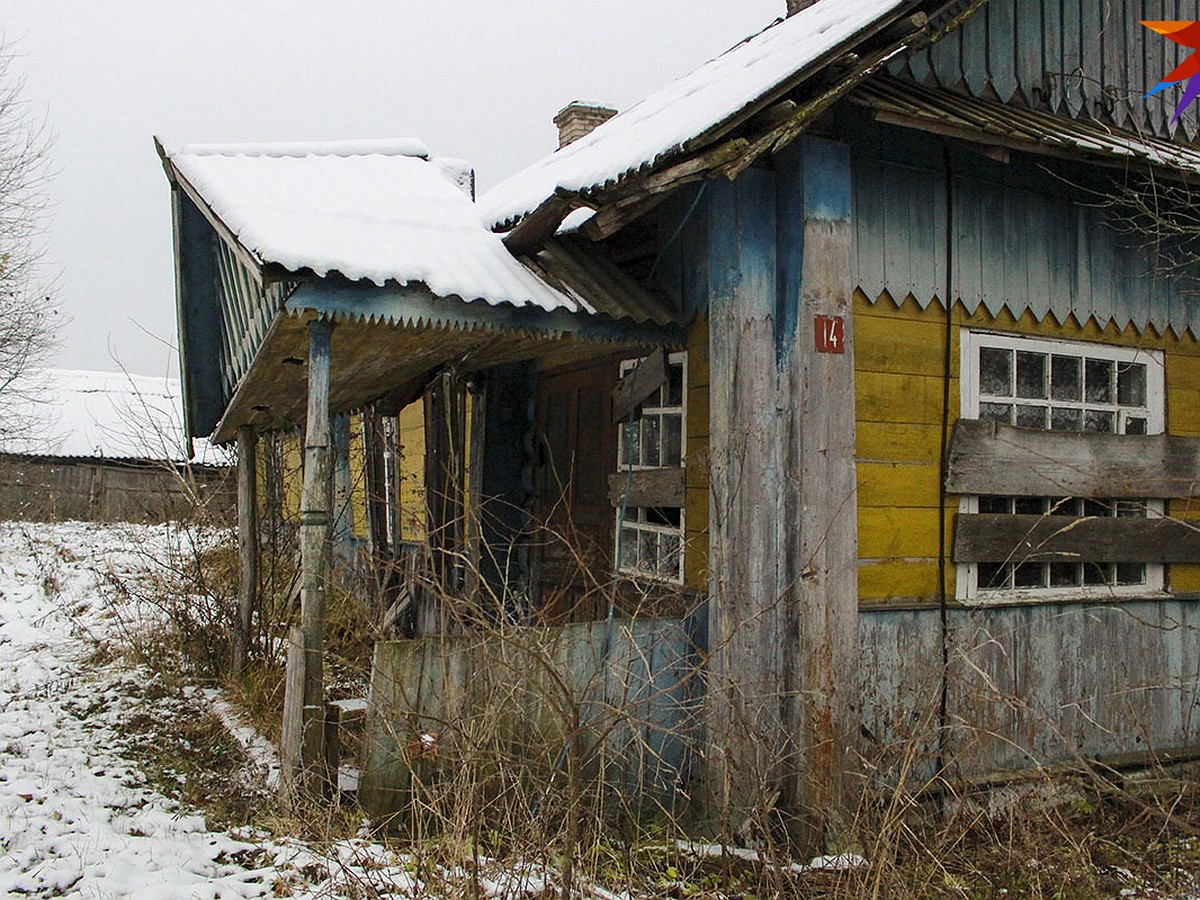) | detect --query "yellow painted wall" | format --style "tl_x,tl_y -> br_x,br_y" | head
855,290 -> 1200,605
397,400 -> 426,542
685,316 -> 711,589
